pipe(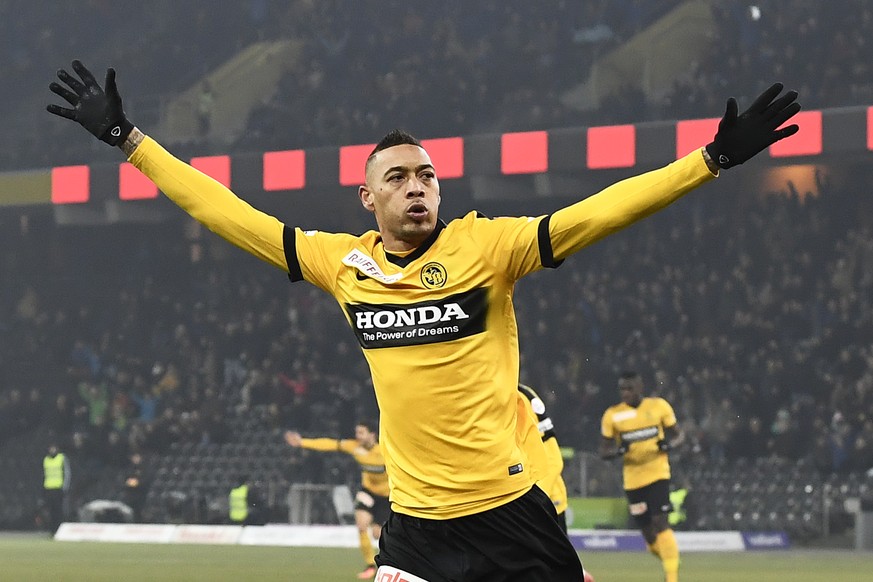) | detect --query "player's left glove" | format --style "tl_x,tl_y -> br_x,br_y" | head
657,439 -> 671,452
47,60 -> 134,146
705,82 -> 800,169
